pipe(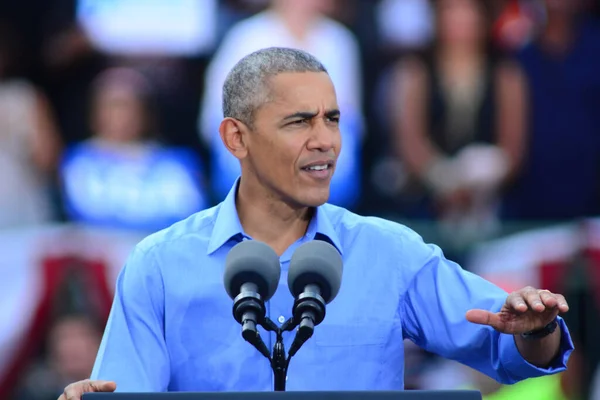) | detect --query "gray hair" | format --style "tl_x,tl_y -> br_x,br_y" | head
222,47 -> 328,127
